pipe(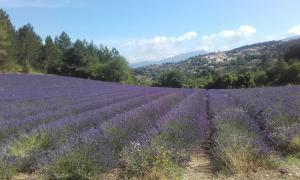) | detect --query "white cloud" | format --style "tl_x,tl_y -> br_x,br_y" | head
198,25 -> 256,51
177,31 -> 198,41
127,31 -> 198,47
119,26 -> 257,63
288,25 -> 300,35
0,0 -> 70,7
120,31 -> 198,63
